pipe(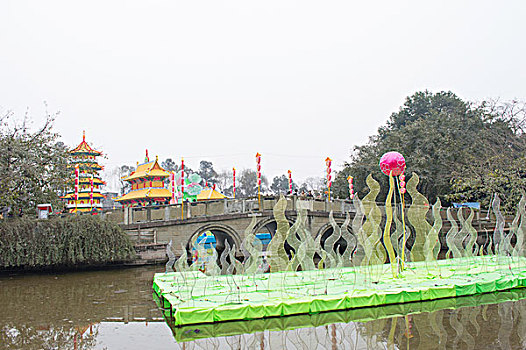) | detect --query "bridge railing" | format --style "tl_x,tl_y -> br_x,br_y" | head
99,197 -> 497,231
102,196 -> 356,225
